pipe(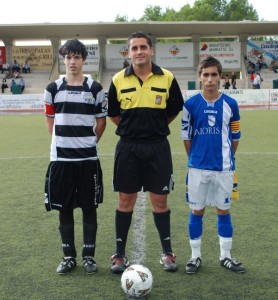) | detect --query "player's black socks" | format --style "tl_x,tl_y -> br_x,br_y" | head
115,209 -> 133,255
59,210 -> 76,257
153,210 -> 173,254
59,223 -> 76,258
82,208 -> 98,257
